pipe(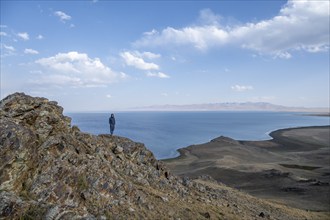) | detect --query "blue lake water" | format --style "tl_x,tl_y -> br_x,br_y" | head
67,112 -> 329,159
